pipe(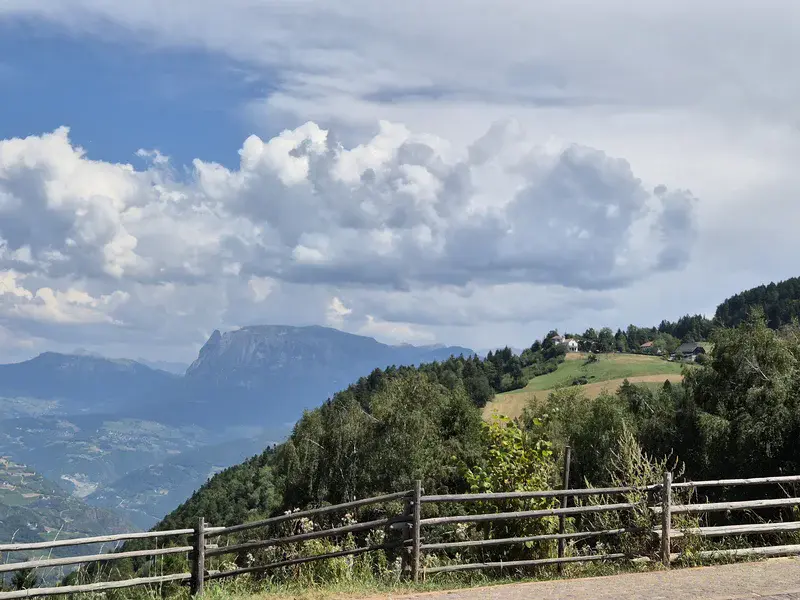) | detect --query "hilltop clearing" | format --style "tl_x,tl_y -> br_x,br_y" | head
484,353 -> 684,419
